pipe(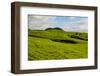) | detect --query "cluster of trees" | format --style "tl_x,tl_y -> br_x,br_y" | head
70,33 -> 88,41
45,27 -> 63,31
